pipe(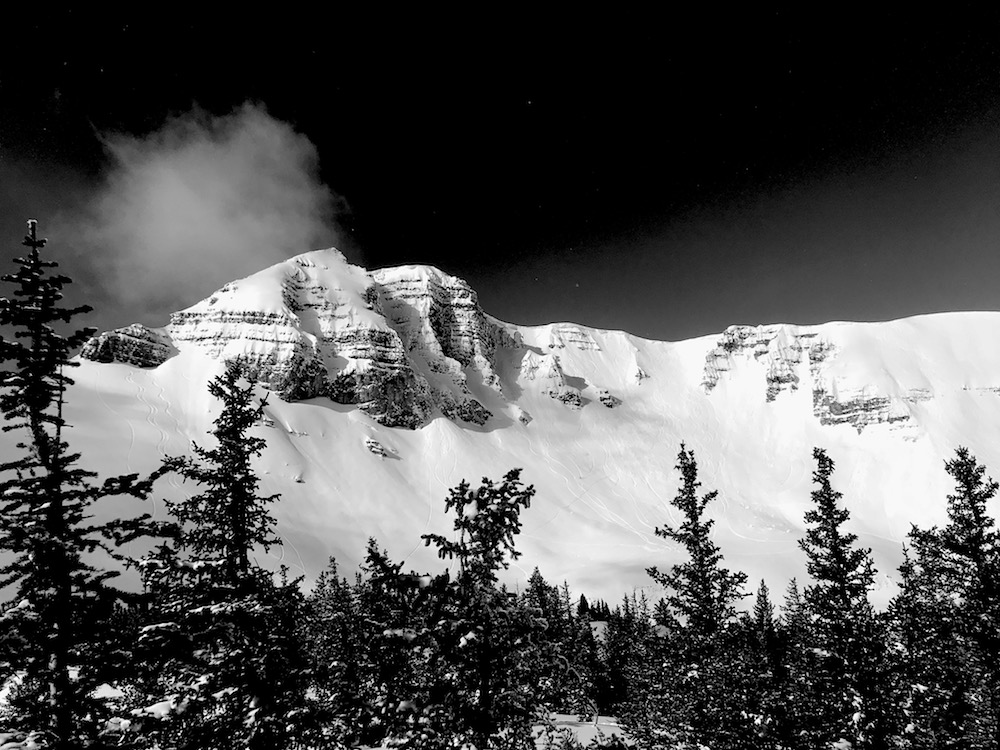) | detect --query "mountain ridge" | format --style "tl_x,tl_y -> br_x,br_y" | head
43,248 -> 1000,605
